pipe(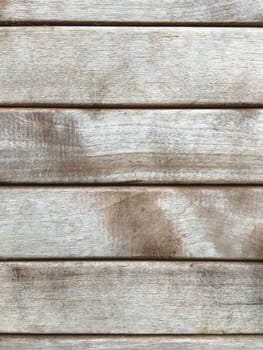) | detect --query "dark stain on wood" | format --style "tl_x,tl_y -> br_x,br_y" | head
105,192 -> 182,257
9,264 -> 84,327
4,110 -> 135,181
10,265 -> 78,284
12,111 -> 93,179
